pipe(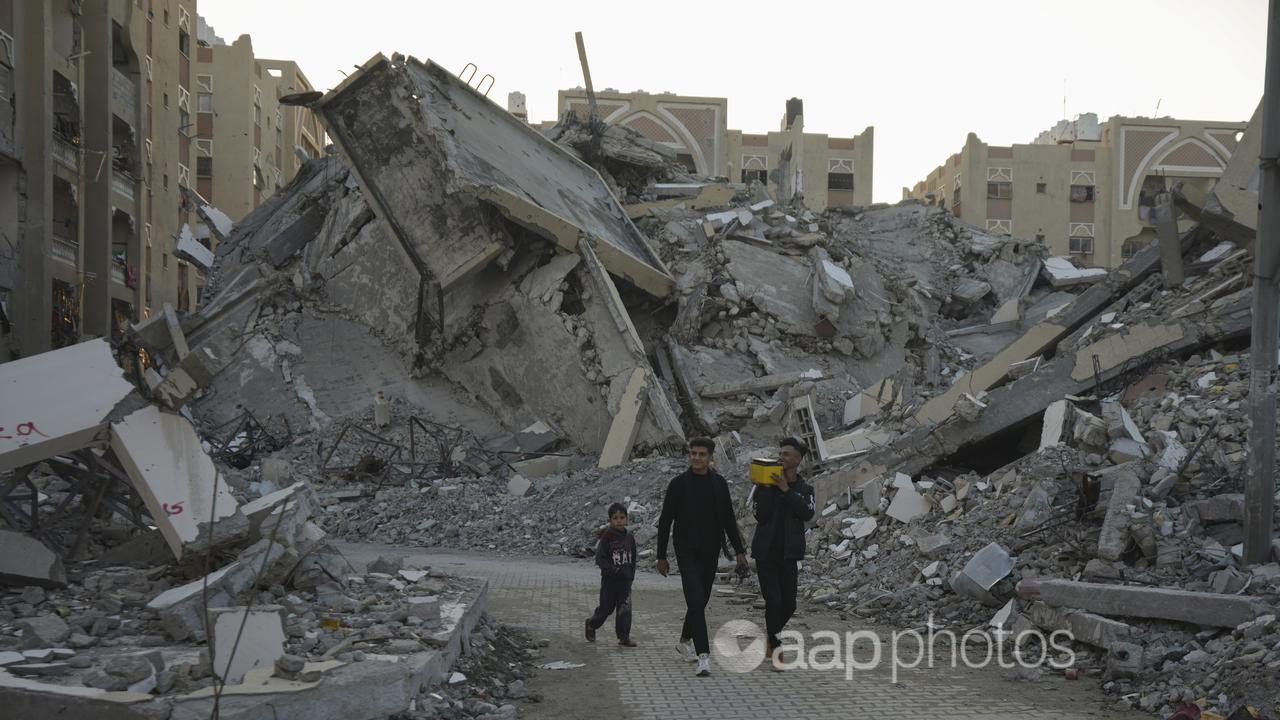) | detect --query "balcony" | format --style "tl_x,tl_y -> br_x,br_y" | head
52,237 -> 78,266
111,68 -> 137,127
111,264 -> 126,286
111,173 -> 135,202
53,138 -> 78,171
